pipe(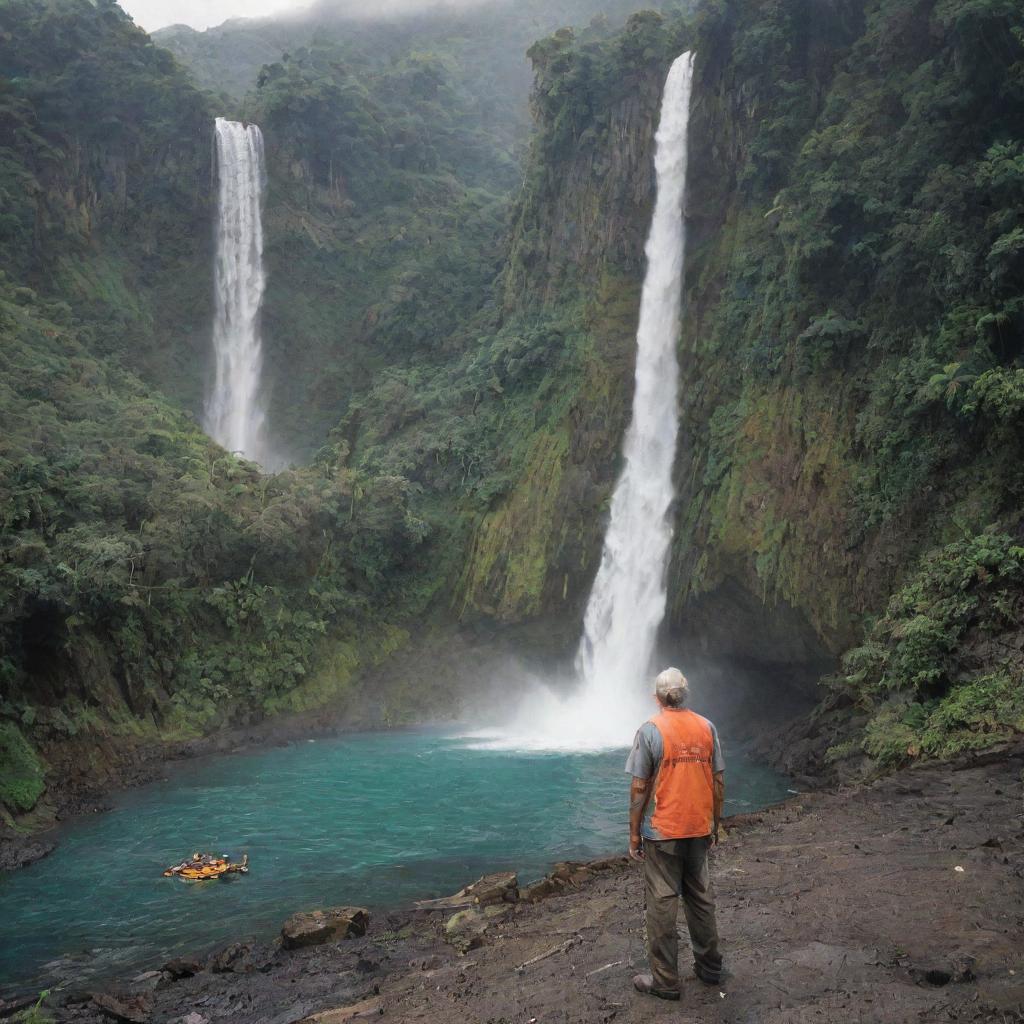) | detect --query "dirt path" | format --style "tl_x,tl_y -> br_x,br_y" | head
28,745 -> 1024,1024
